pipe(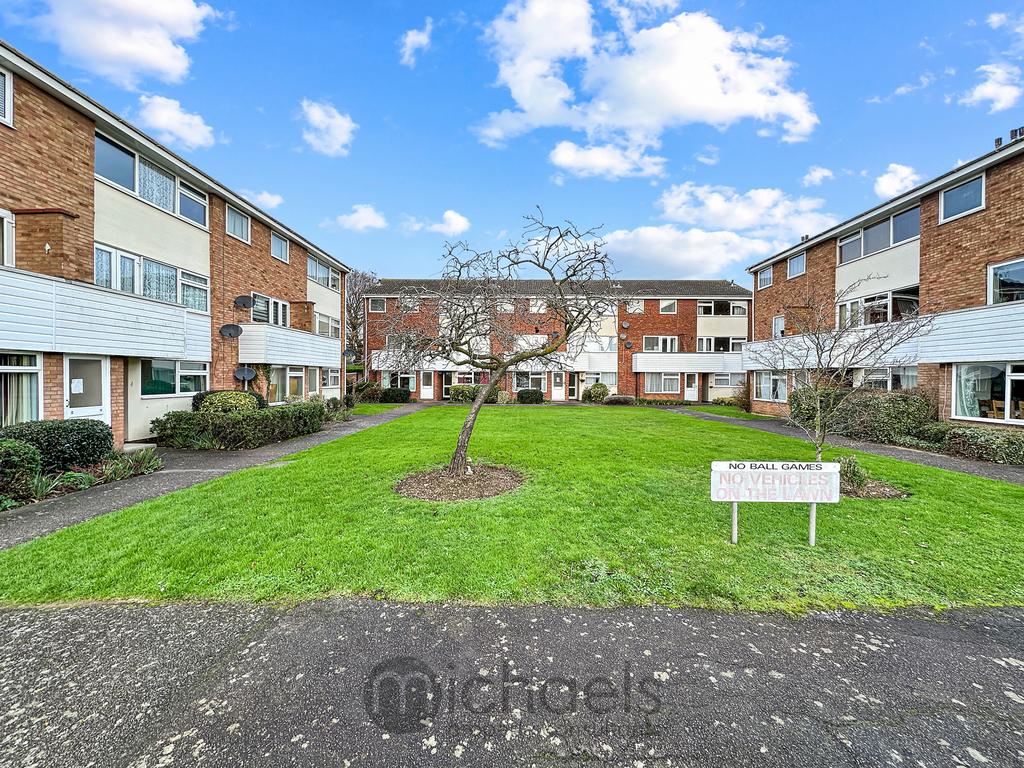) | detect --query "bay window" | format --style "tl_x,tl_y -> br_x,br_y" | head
989,256 -> 1024,305
140,360 -> 209,396
0,353 -> 40,427
954,362 -> 1024,424
645,372 -> 680,394
754,370 -> 788,402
